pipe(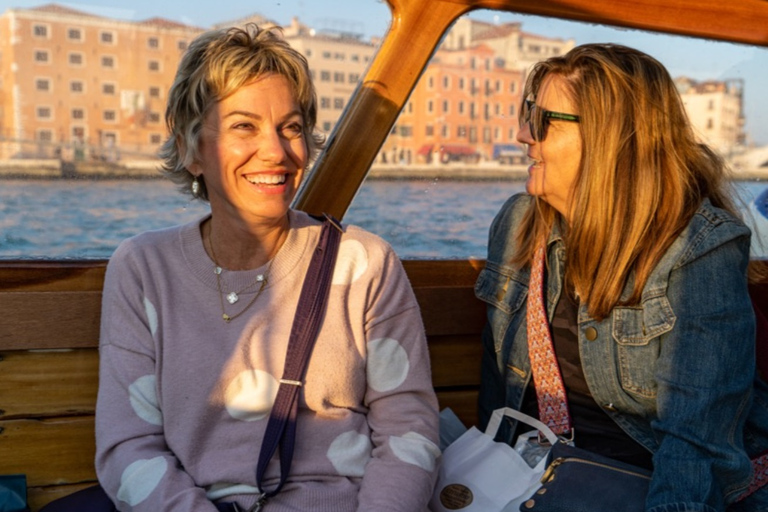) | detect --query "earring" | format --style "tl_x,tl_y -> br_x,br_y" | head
191,176 -> 201,197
